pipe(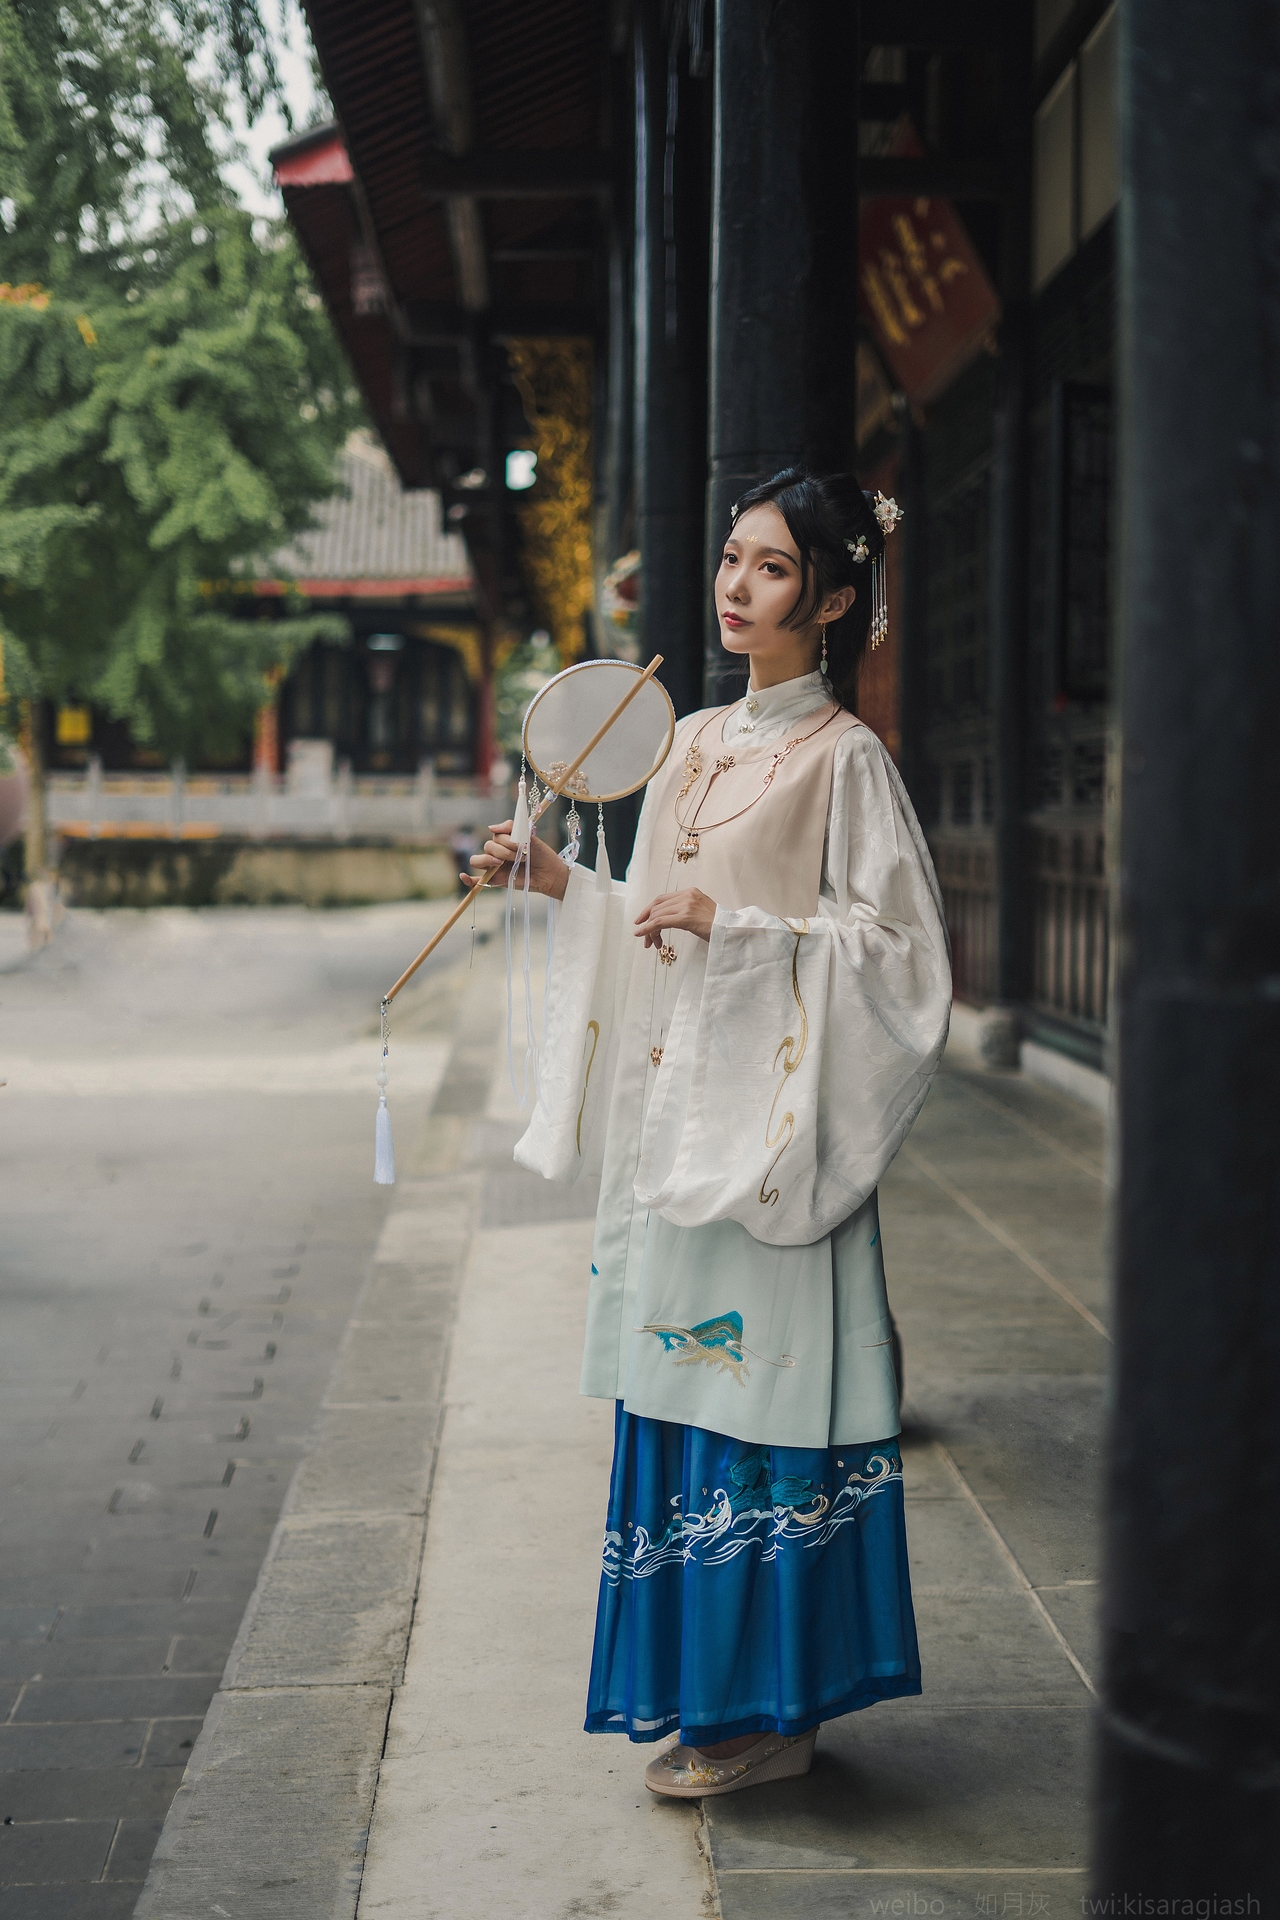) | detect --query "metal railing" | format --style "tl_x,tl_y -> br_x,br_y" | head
930,832 -> 999,1007
1029,826 -> 1109,1033
46,758 -> 506,843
